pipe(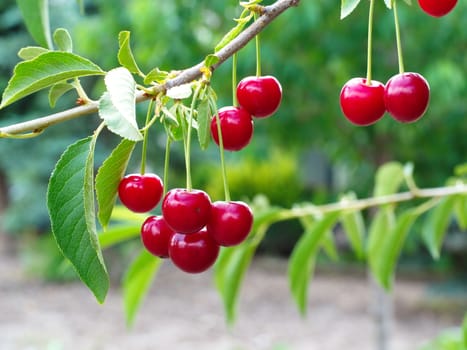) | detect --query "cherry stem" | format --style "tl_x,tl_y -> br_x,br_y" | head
393,0 -> 405,74
163,136 -> 171,195
213,106 -> 231,202
140,99 -> 155,175
232,53 -> 238,106
185,85 -> 202,191
365,0 -> 375,85
73,78 -> 93,104
254,13 -> 262,77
